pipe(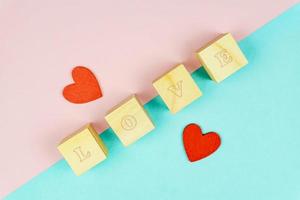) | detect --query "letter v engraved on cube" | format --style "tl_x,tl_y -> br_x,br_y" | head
168,80 -> 183,97
73,146 -> 91,162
